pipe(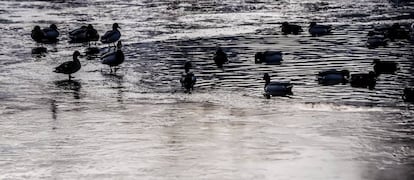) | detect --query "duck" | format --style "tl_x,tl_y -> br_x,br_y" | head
281,22 -> 303,35
372,59 -> 398,75
213,46 -> 228,68
180,61 -> 196,93
308,22 -> 332,36
101,41 -> 124,73
31,24 -> 59,44
255,51 -> 283,64
42,24 -> 59,40
31,26 -> 45,44
317,69 -> 349,85
403,87 -> 414,102
69,24 -> 100,45
263,73 -> 293,98
367,31 -> 387,48
54,51 -> 81,80
386,23 -> 409,41
184,61 -> 192,73
350,71 -> 376,89
101,23 -> 121,47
